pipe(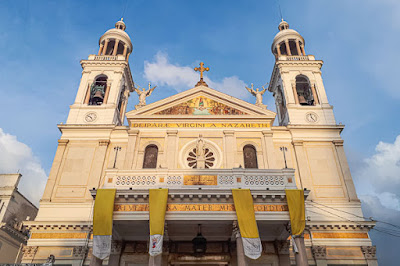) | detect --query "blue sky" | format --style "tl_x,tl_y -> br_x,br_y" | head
0,0 -> 399,264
